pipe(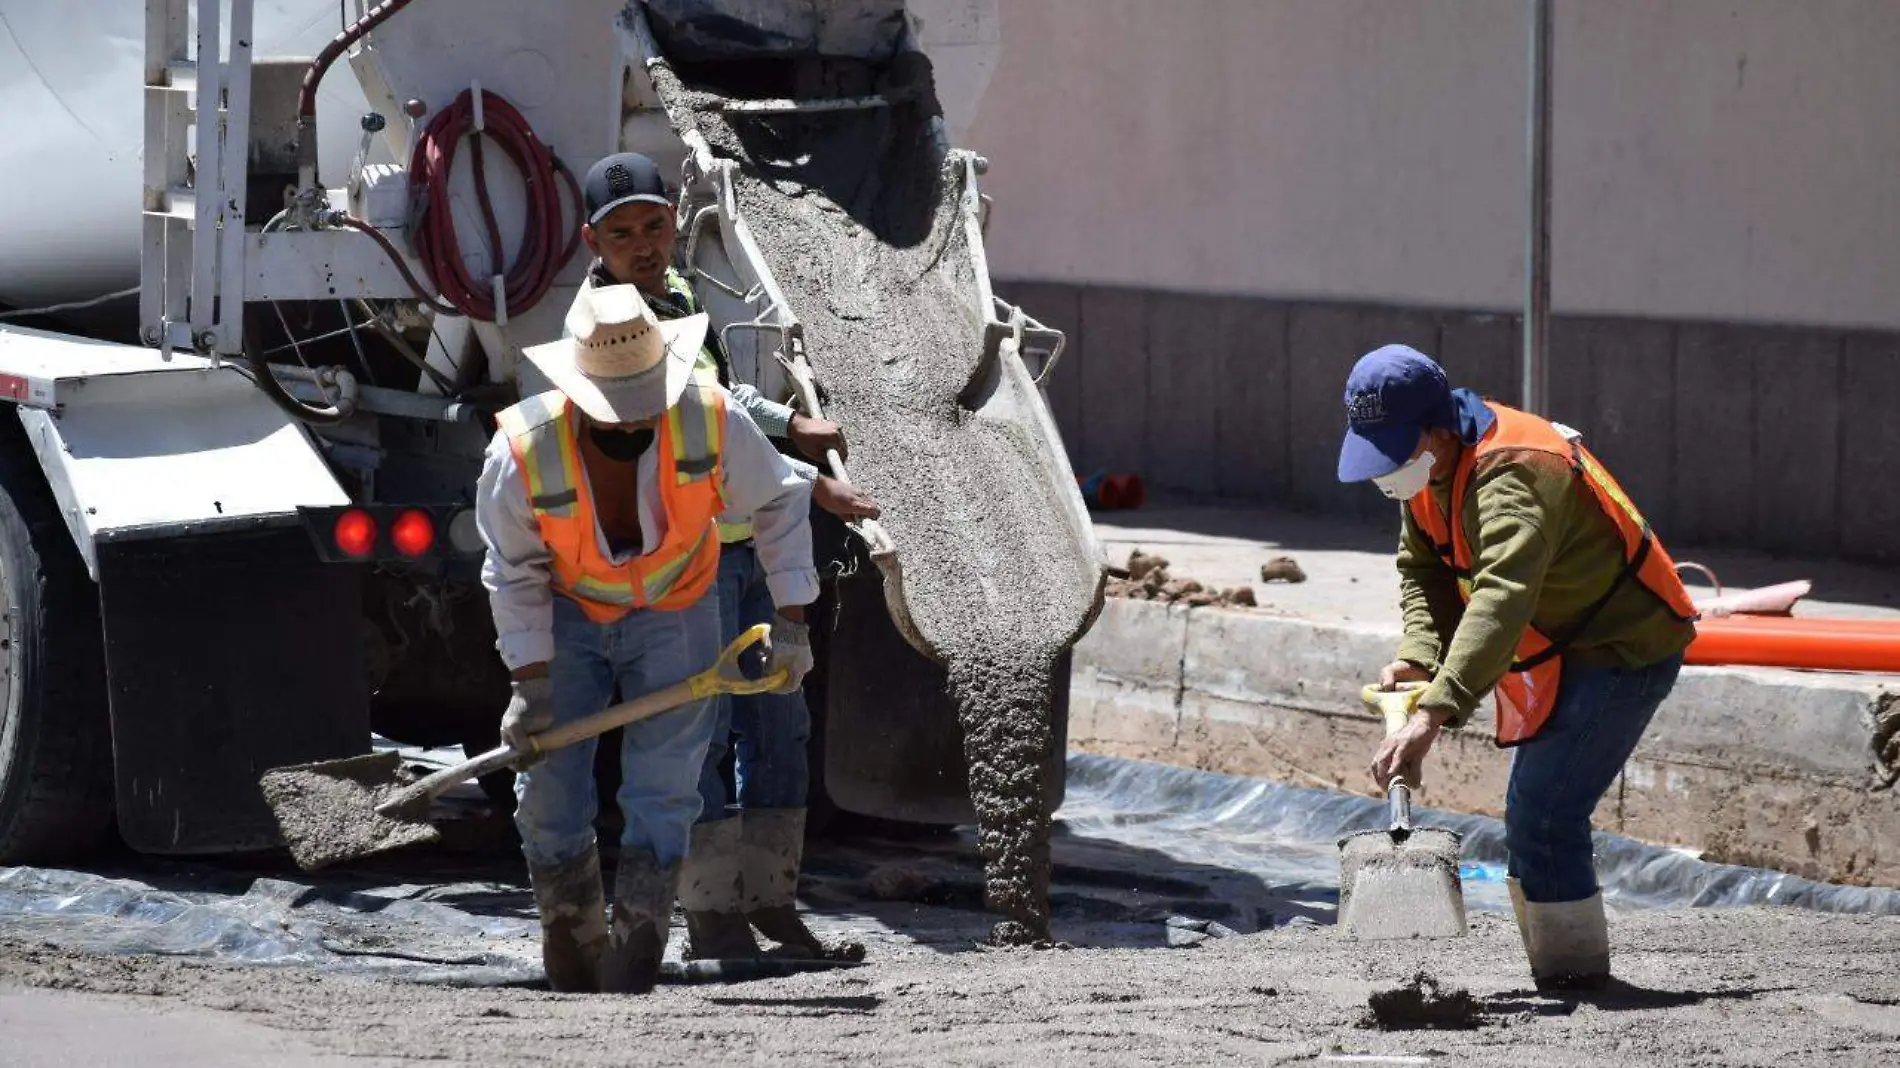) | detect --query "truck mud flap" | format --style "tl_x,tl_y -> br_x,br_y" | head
820,568 -> 1068,826
96,526 -> 370,854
